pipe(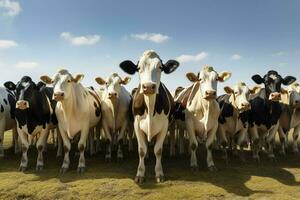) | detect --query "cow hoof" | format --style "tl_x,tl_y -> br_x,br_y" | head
36,165 -> 43,171
208,166 -> 218,172
105,156 -> 111,162
19,166 -> 27,172
269,157 -> 277,163
60,167 -> 68,175
134,176 -> 145,184
279,151 -> 286,157
156,175 -> 165,183
117,156 -> 123,162
253,157 -> 260,164
190,166 -> 198,172
77,167 -> 85,174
